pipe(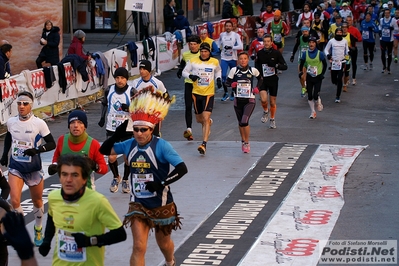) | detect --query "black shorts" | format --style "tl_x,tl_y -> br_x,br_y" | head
192,94 -> 214,114
260,77 -> 279,97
